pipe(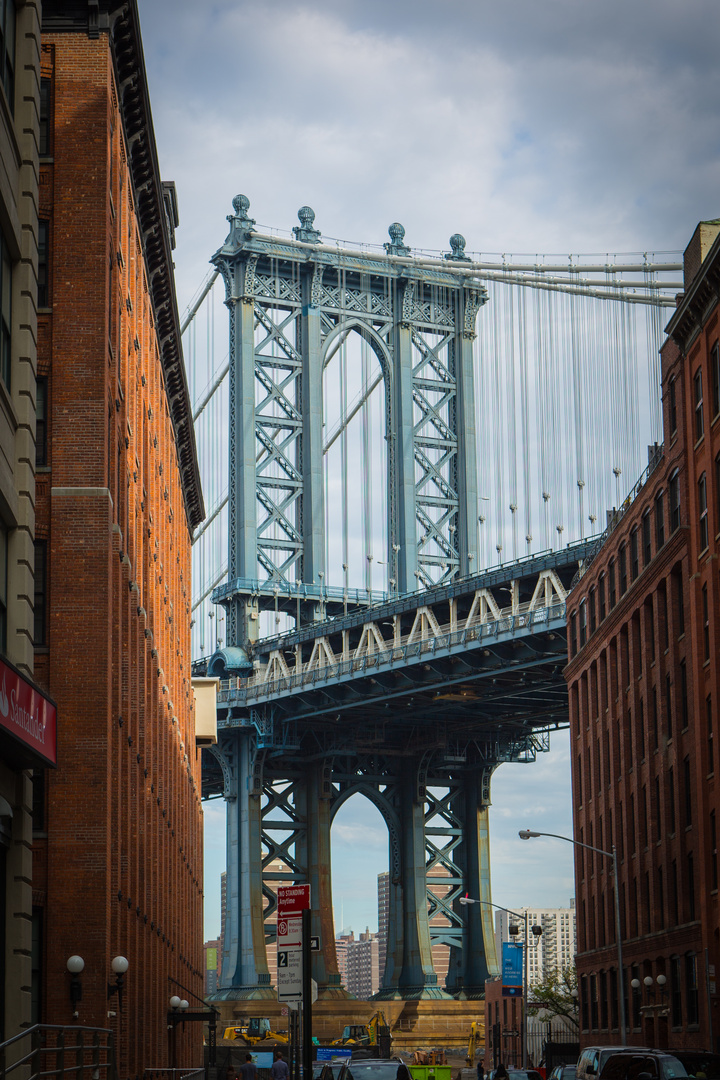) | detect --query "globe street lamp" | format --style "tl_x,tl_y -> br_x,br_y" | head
459,895 -> 541,1068
519,829 -> 626,1043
